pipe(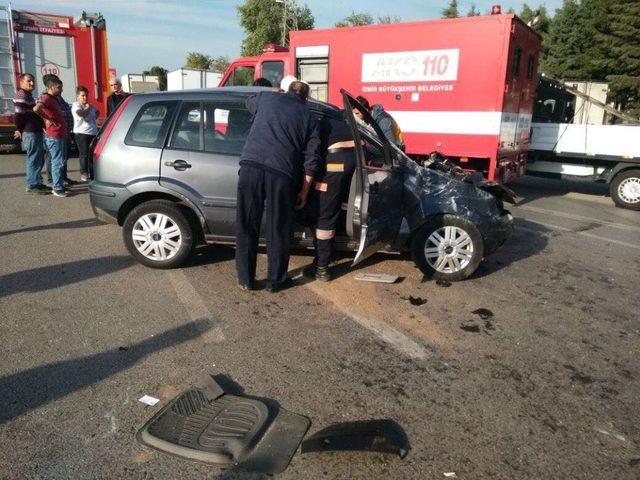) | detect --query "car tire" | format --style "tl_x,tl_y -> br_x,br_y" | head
610,169 -> 640,211
122,200 -> 194,268
411,215 -> 484,281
